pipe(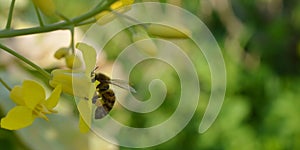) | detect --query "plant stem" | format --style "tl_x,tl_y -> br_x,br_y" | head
33,4 -> 44,27
0,44 -> 51,80
5,0 -> 16,29
75,18 -> 97,26
70,27 -> 75,54
0,0 -> 116,38
0,78 -> 12,91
